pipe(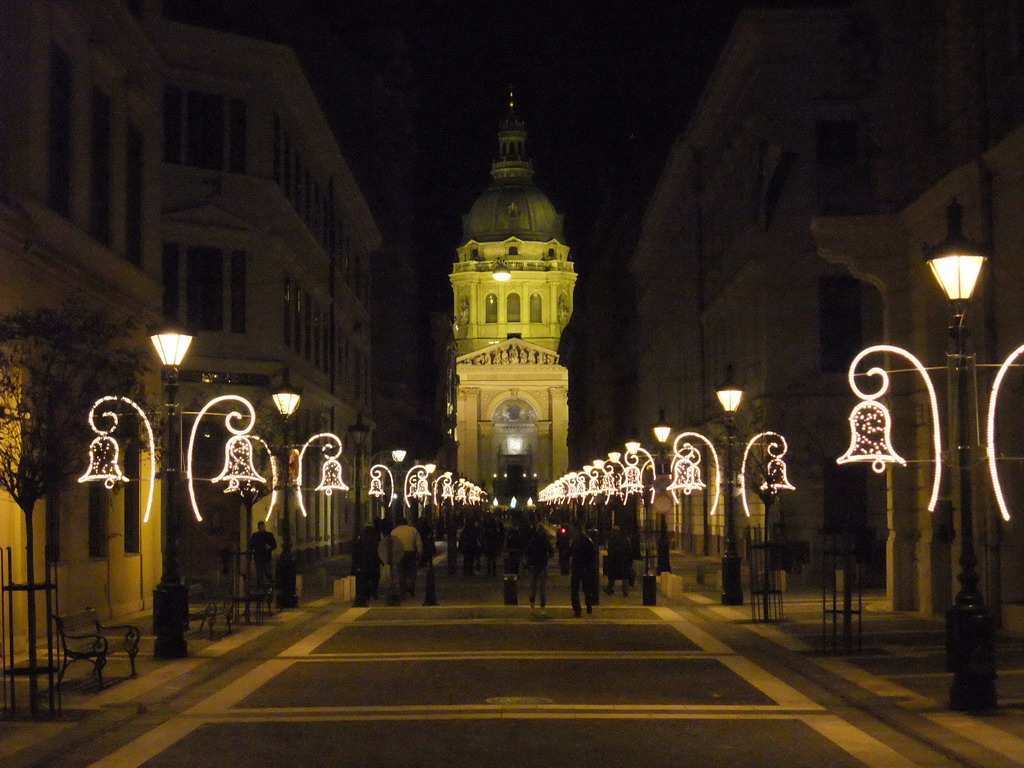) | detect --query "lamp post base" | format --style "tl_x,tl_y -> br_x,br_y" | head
946,603 -> 997,711
721,552 -> 743,606
276,553 -> 298,609
152,581 -> 188,658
